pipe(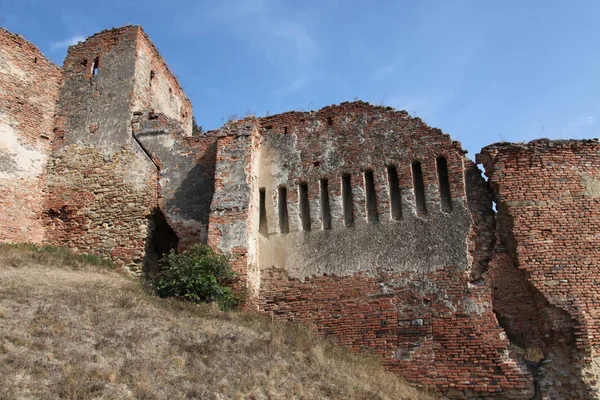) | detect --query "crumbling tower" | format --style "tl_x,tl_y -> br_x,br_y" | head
45,26 -> 191,270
